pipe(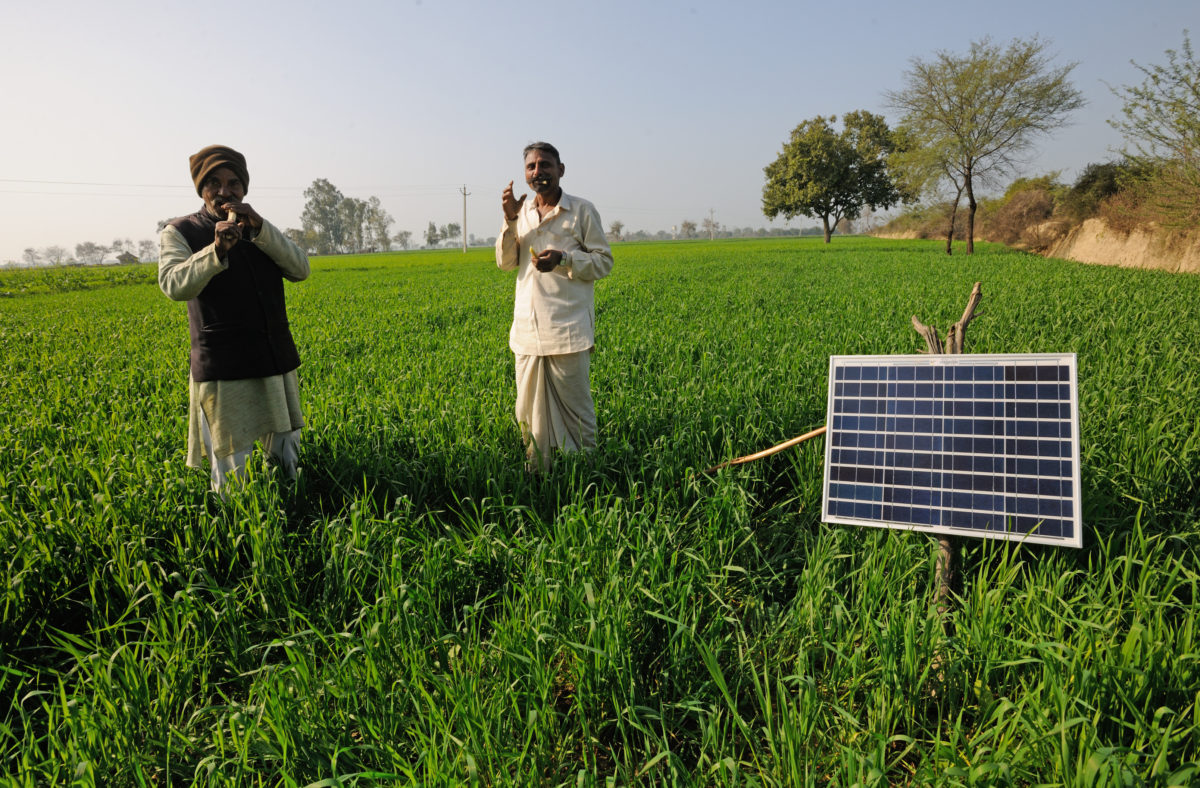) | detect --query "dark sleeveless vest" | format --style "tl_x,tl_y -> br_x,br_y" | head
169,208 -> 301,382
